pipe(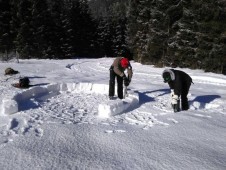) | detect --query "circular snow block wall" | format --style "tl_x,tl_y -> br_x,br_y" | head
1,83 -> 139,117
